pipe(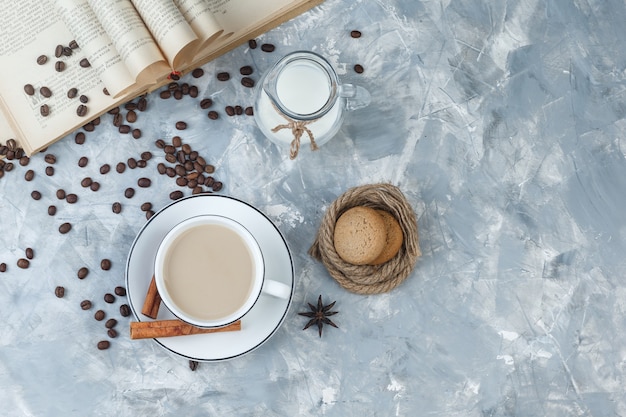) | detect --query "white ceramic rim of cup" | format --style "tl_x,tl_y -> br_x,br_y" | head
154,214 -> 265,328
